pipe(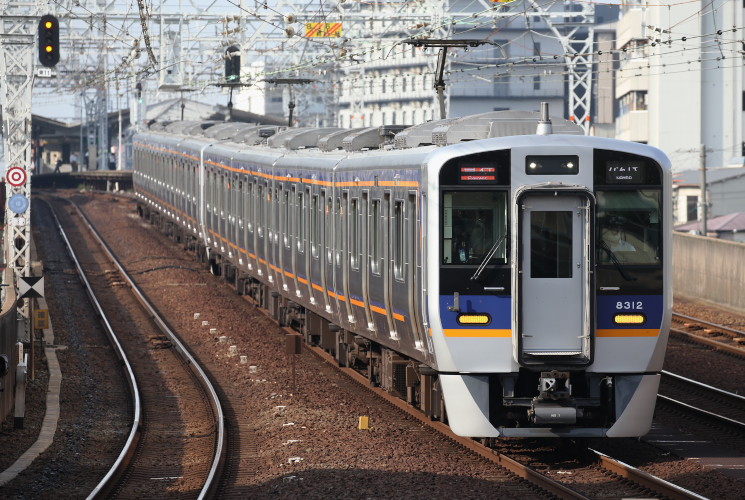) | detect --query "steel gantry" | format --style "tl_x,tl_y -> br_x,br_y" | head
0,0 -> 43,340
